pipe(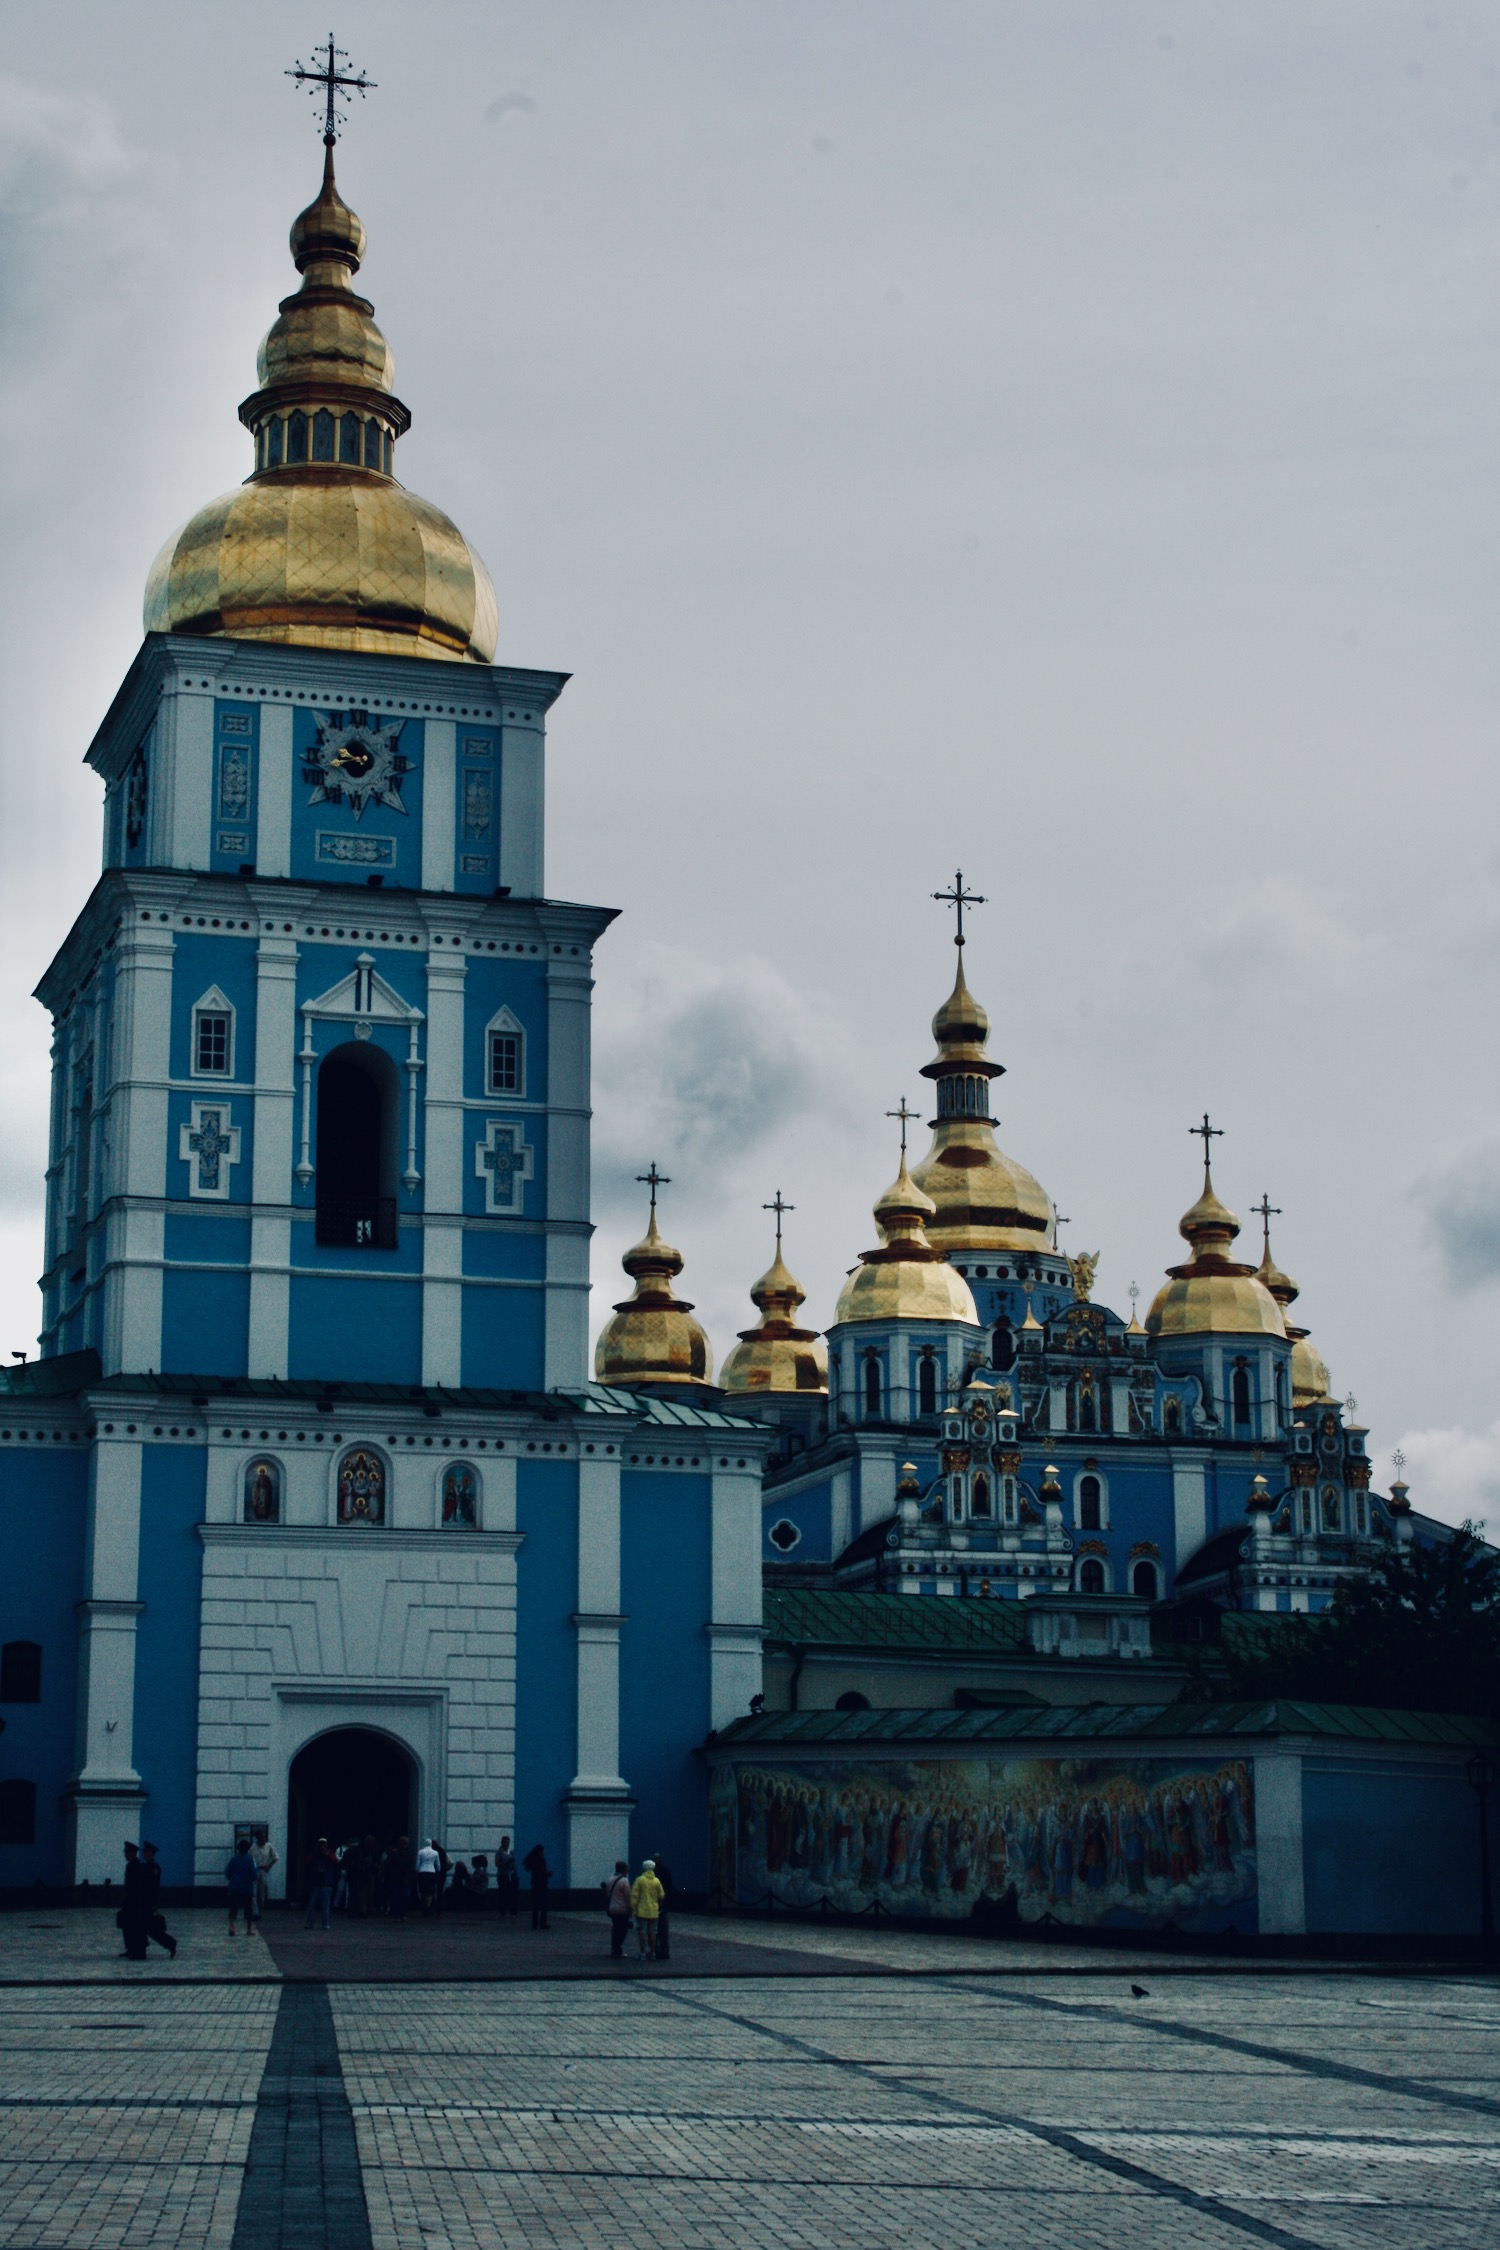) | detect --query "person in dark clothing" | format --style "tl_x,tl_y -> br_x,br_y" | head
140,1842 -> 178,1957
495,1837 -> 519,1917
522,1842 -> 551,1929
605,1860 -> 632,1958
651,1855 -> 674,1963
225,1838 -> 258,1935
117,1842 -> 151,1959
387,1835 -> 415,1920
